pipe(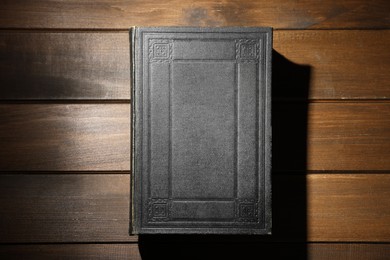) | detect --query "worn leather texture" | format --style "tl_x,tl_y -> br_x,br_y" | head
131,27 -> 272,234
